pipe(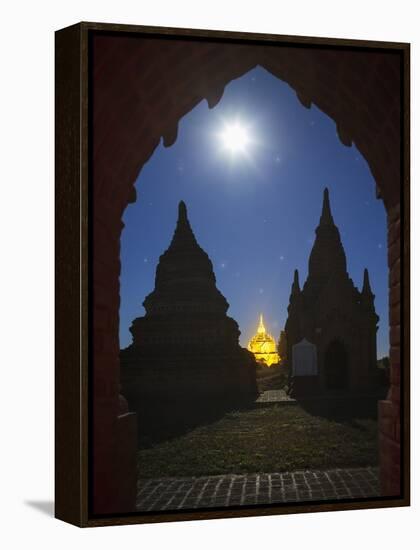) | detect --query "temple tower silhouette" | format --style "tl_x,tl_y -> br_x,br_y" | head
120,201 -> 257,439
285,188 -> 379,394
